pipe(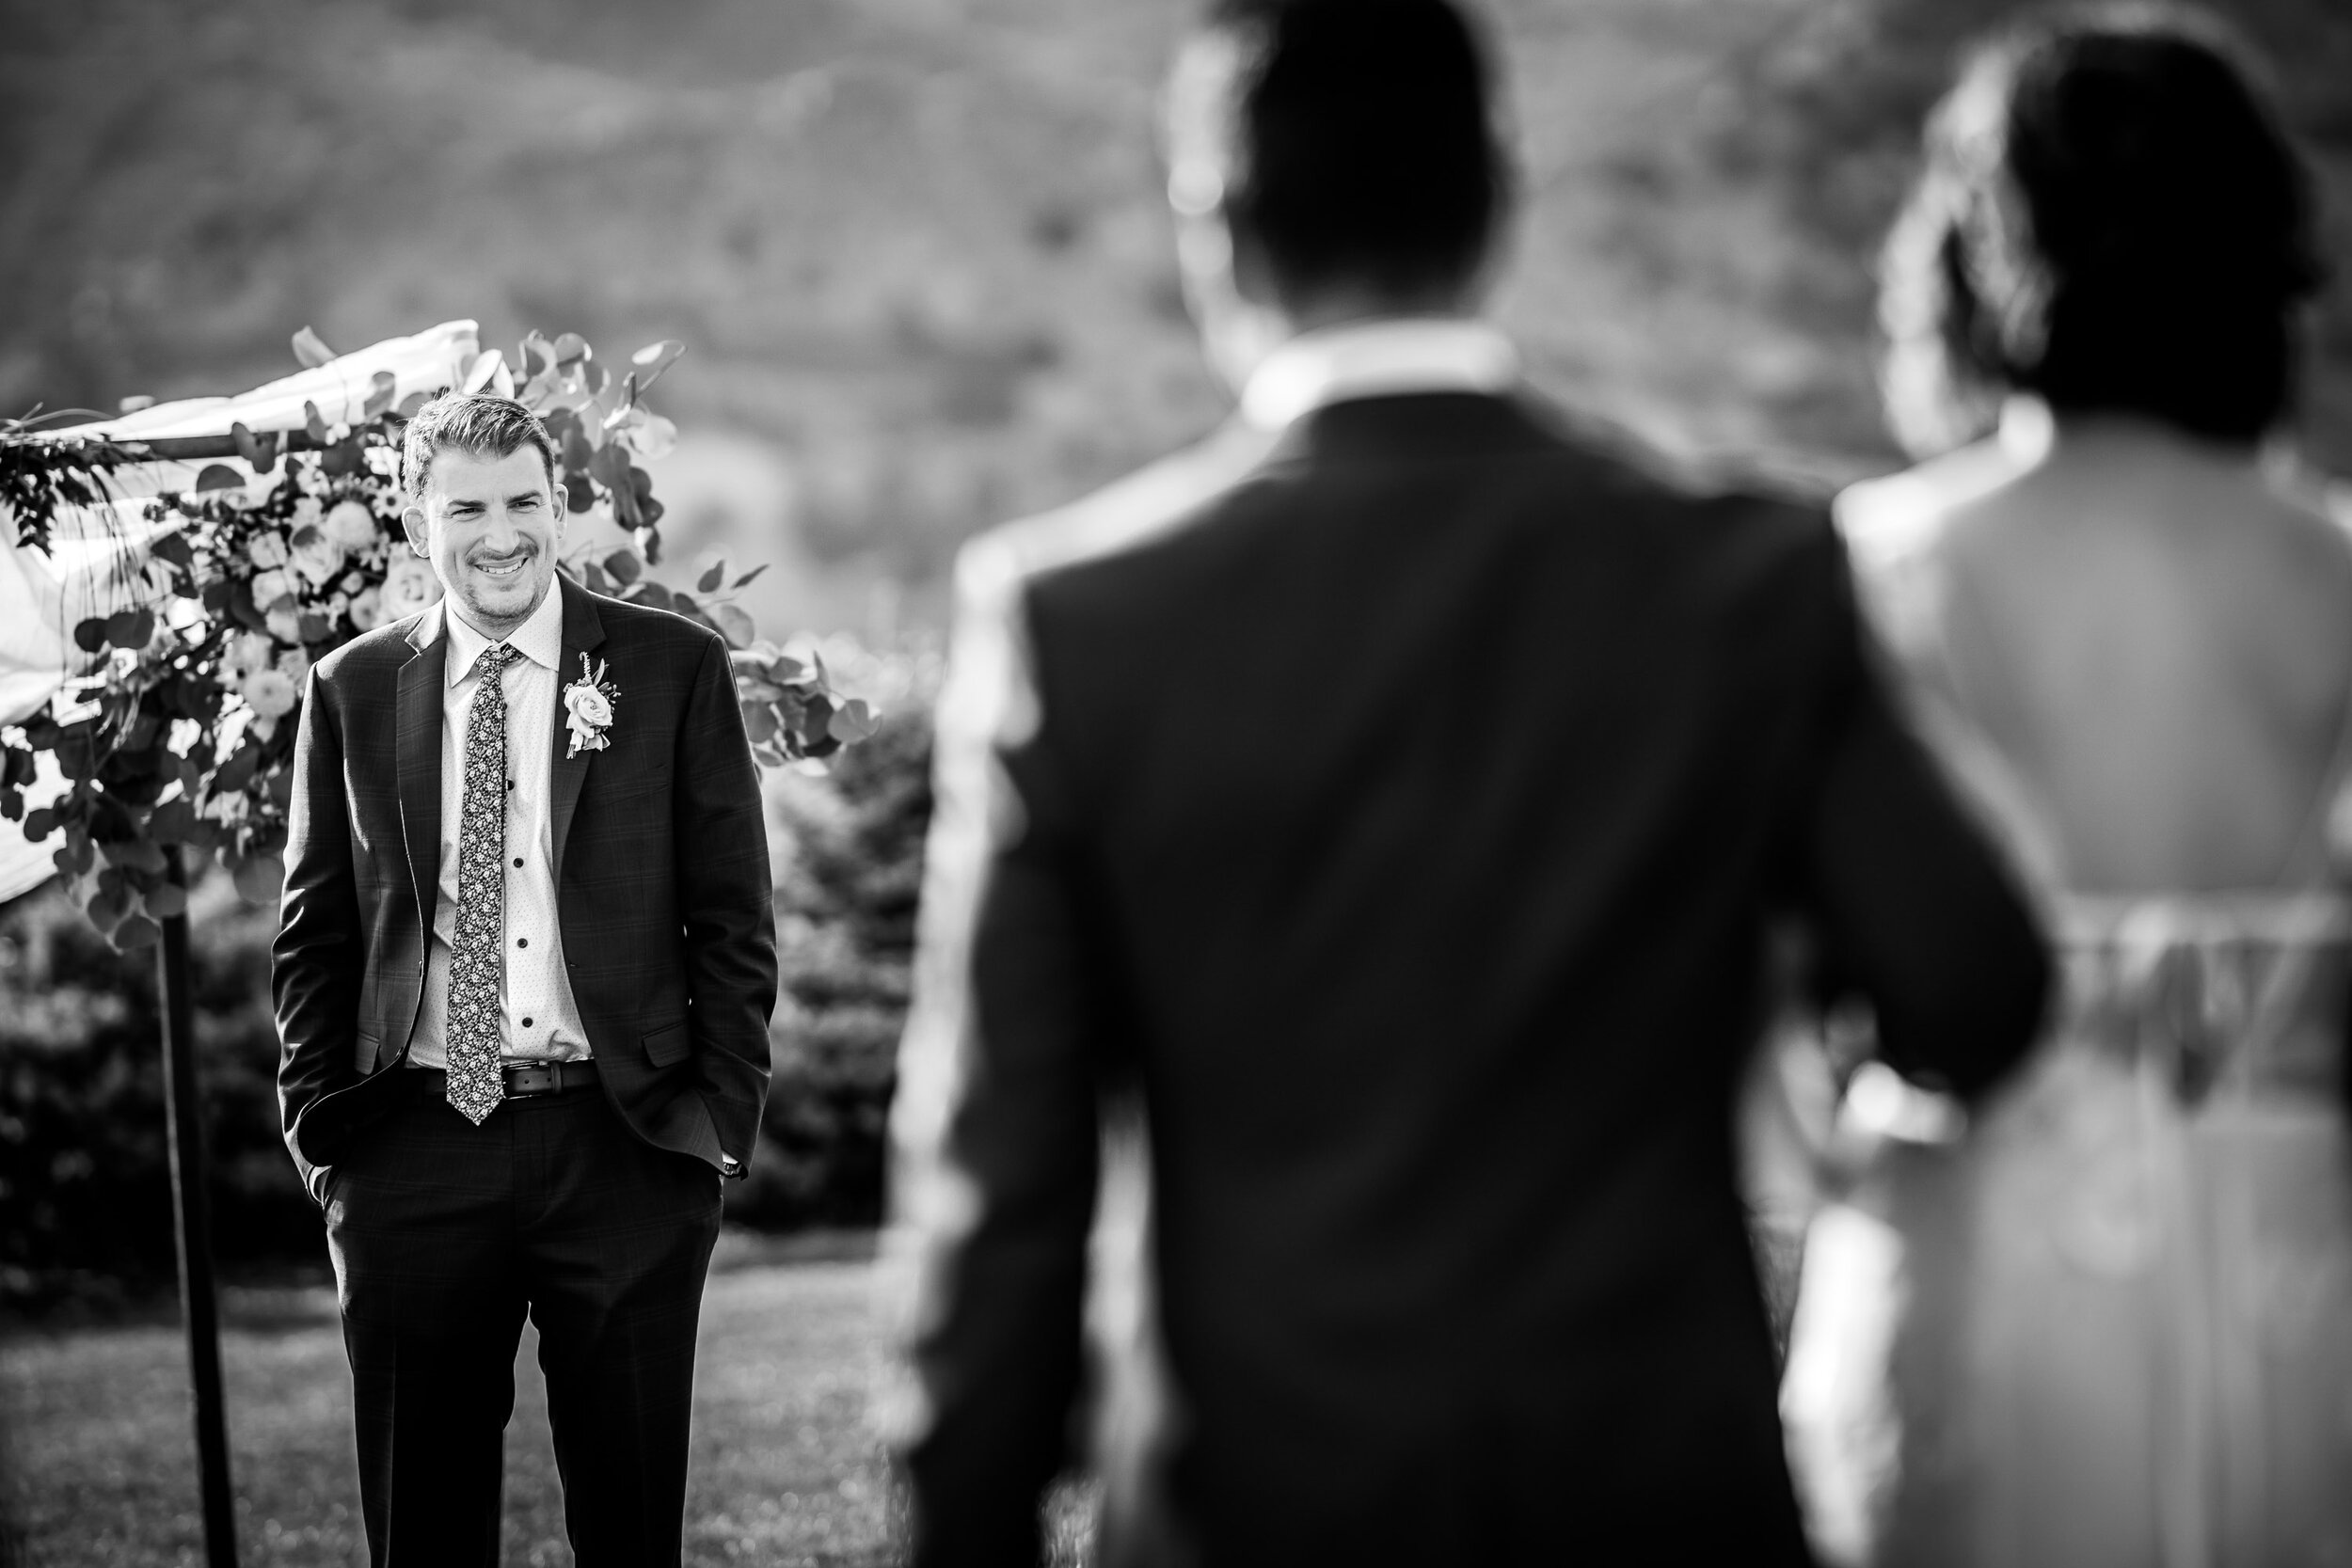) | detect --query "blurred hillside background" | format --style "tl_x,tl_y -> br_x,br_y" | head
4,0 -> 2347,641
